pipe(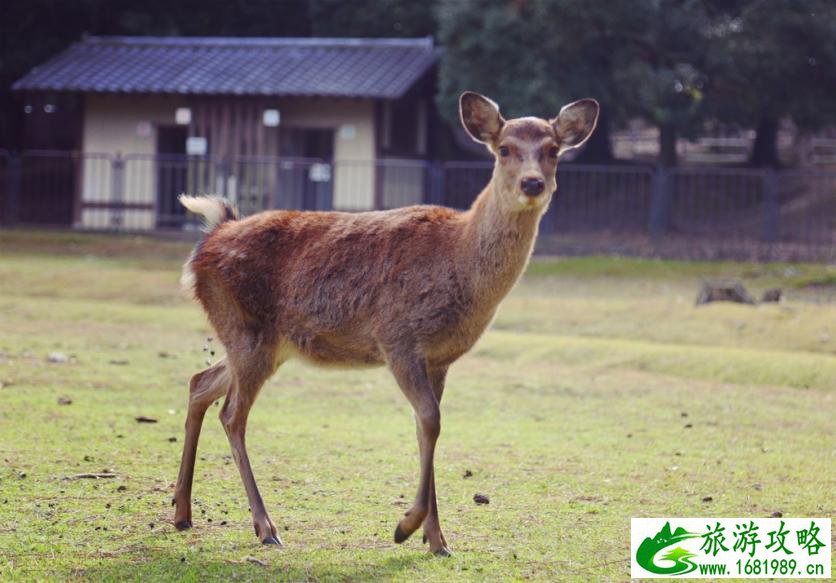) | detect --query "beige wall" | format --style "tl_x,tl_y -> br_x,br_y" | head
81,94 -> 184,229
83,94 -> 182,155
80,95 -> 378,229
